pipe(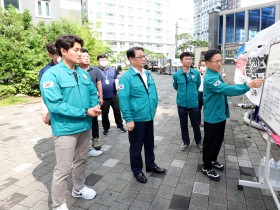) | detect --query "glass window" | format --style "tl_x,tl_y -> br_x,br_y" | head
235,12 -> 245,43
225,14 -> 234,43
4,0 -> 19,9
248,9 -> 260,40
36,1 -> 51,18
219,15 -> 223,45
38,1 -> 42,16
261,7 -> 275,30
46,2 -> 50,16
